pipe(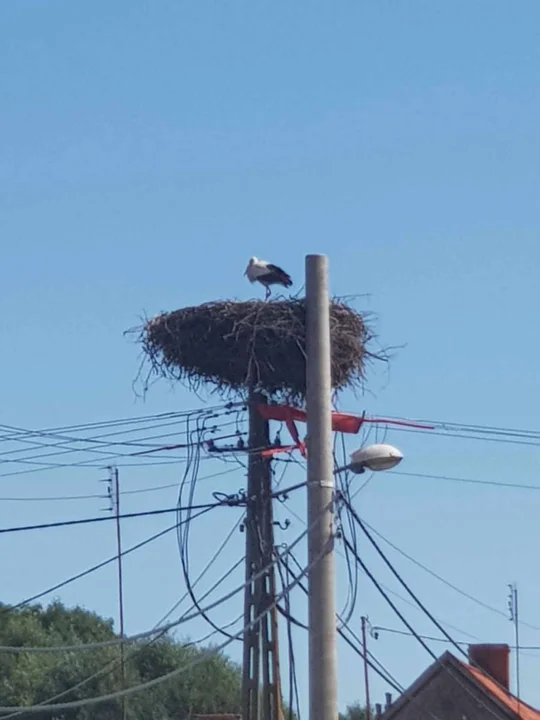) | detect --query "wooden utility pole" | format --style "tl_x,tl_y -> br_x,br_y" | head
242,392 -> 283,720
